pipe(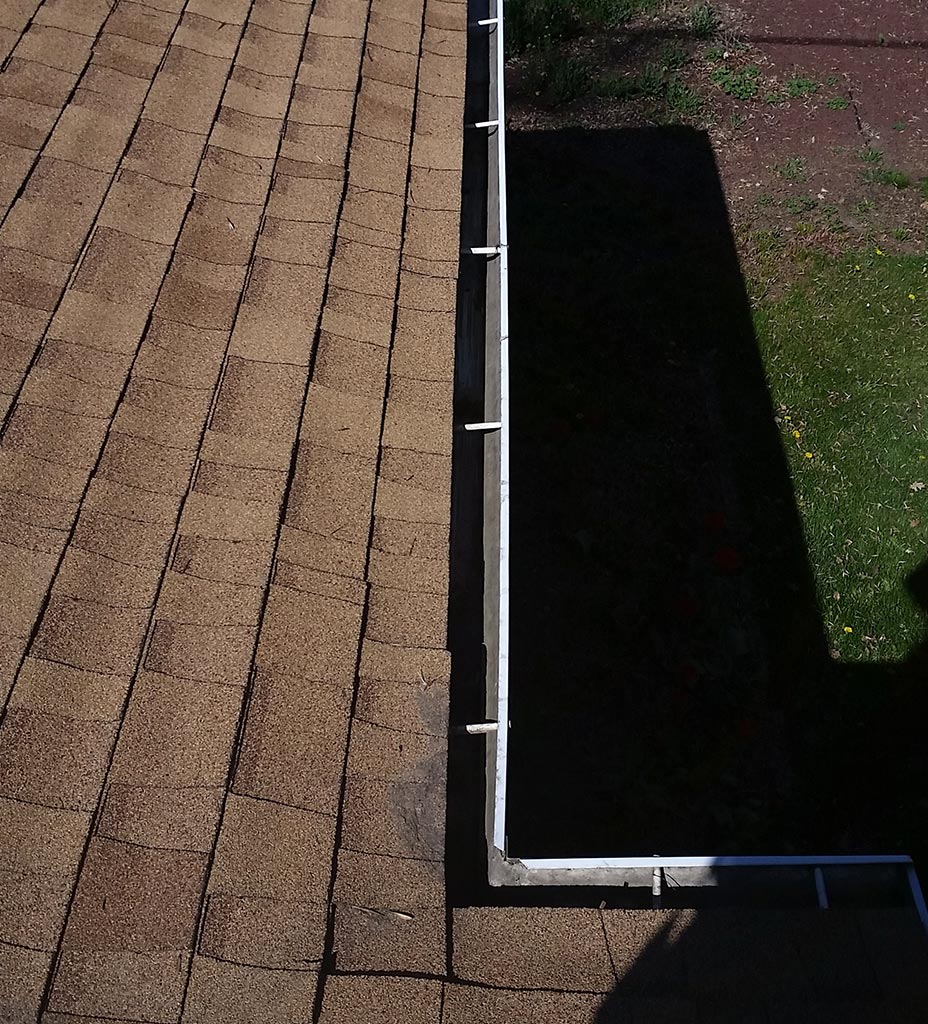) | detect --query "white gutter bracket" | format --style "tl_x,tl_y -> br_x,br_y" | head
463,421 -> 502,433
